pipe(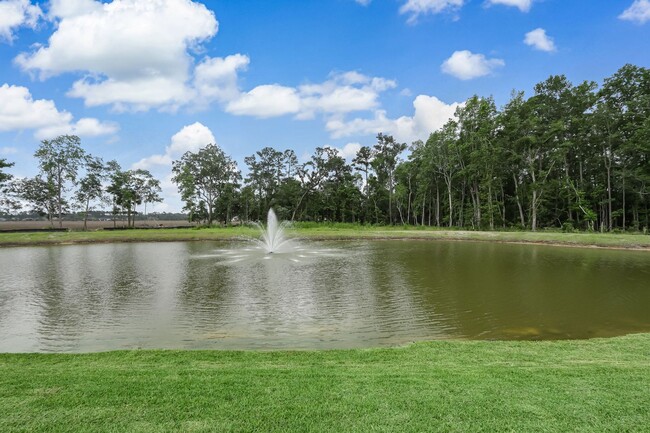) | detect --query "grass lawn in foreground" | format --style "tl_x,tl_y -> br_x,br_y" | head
1,224 -> 650,250
1,334 -> 649,432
